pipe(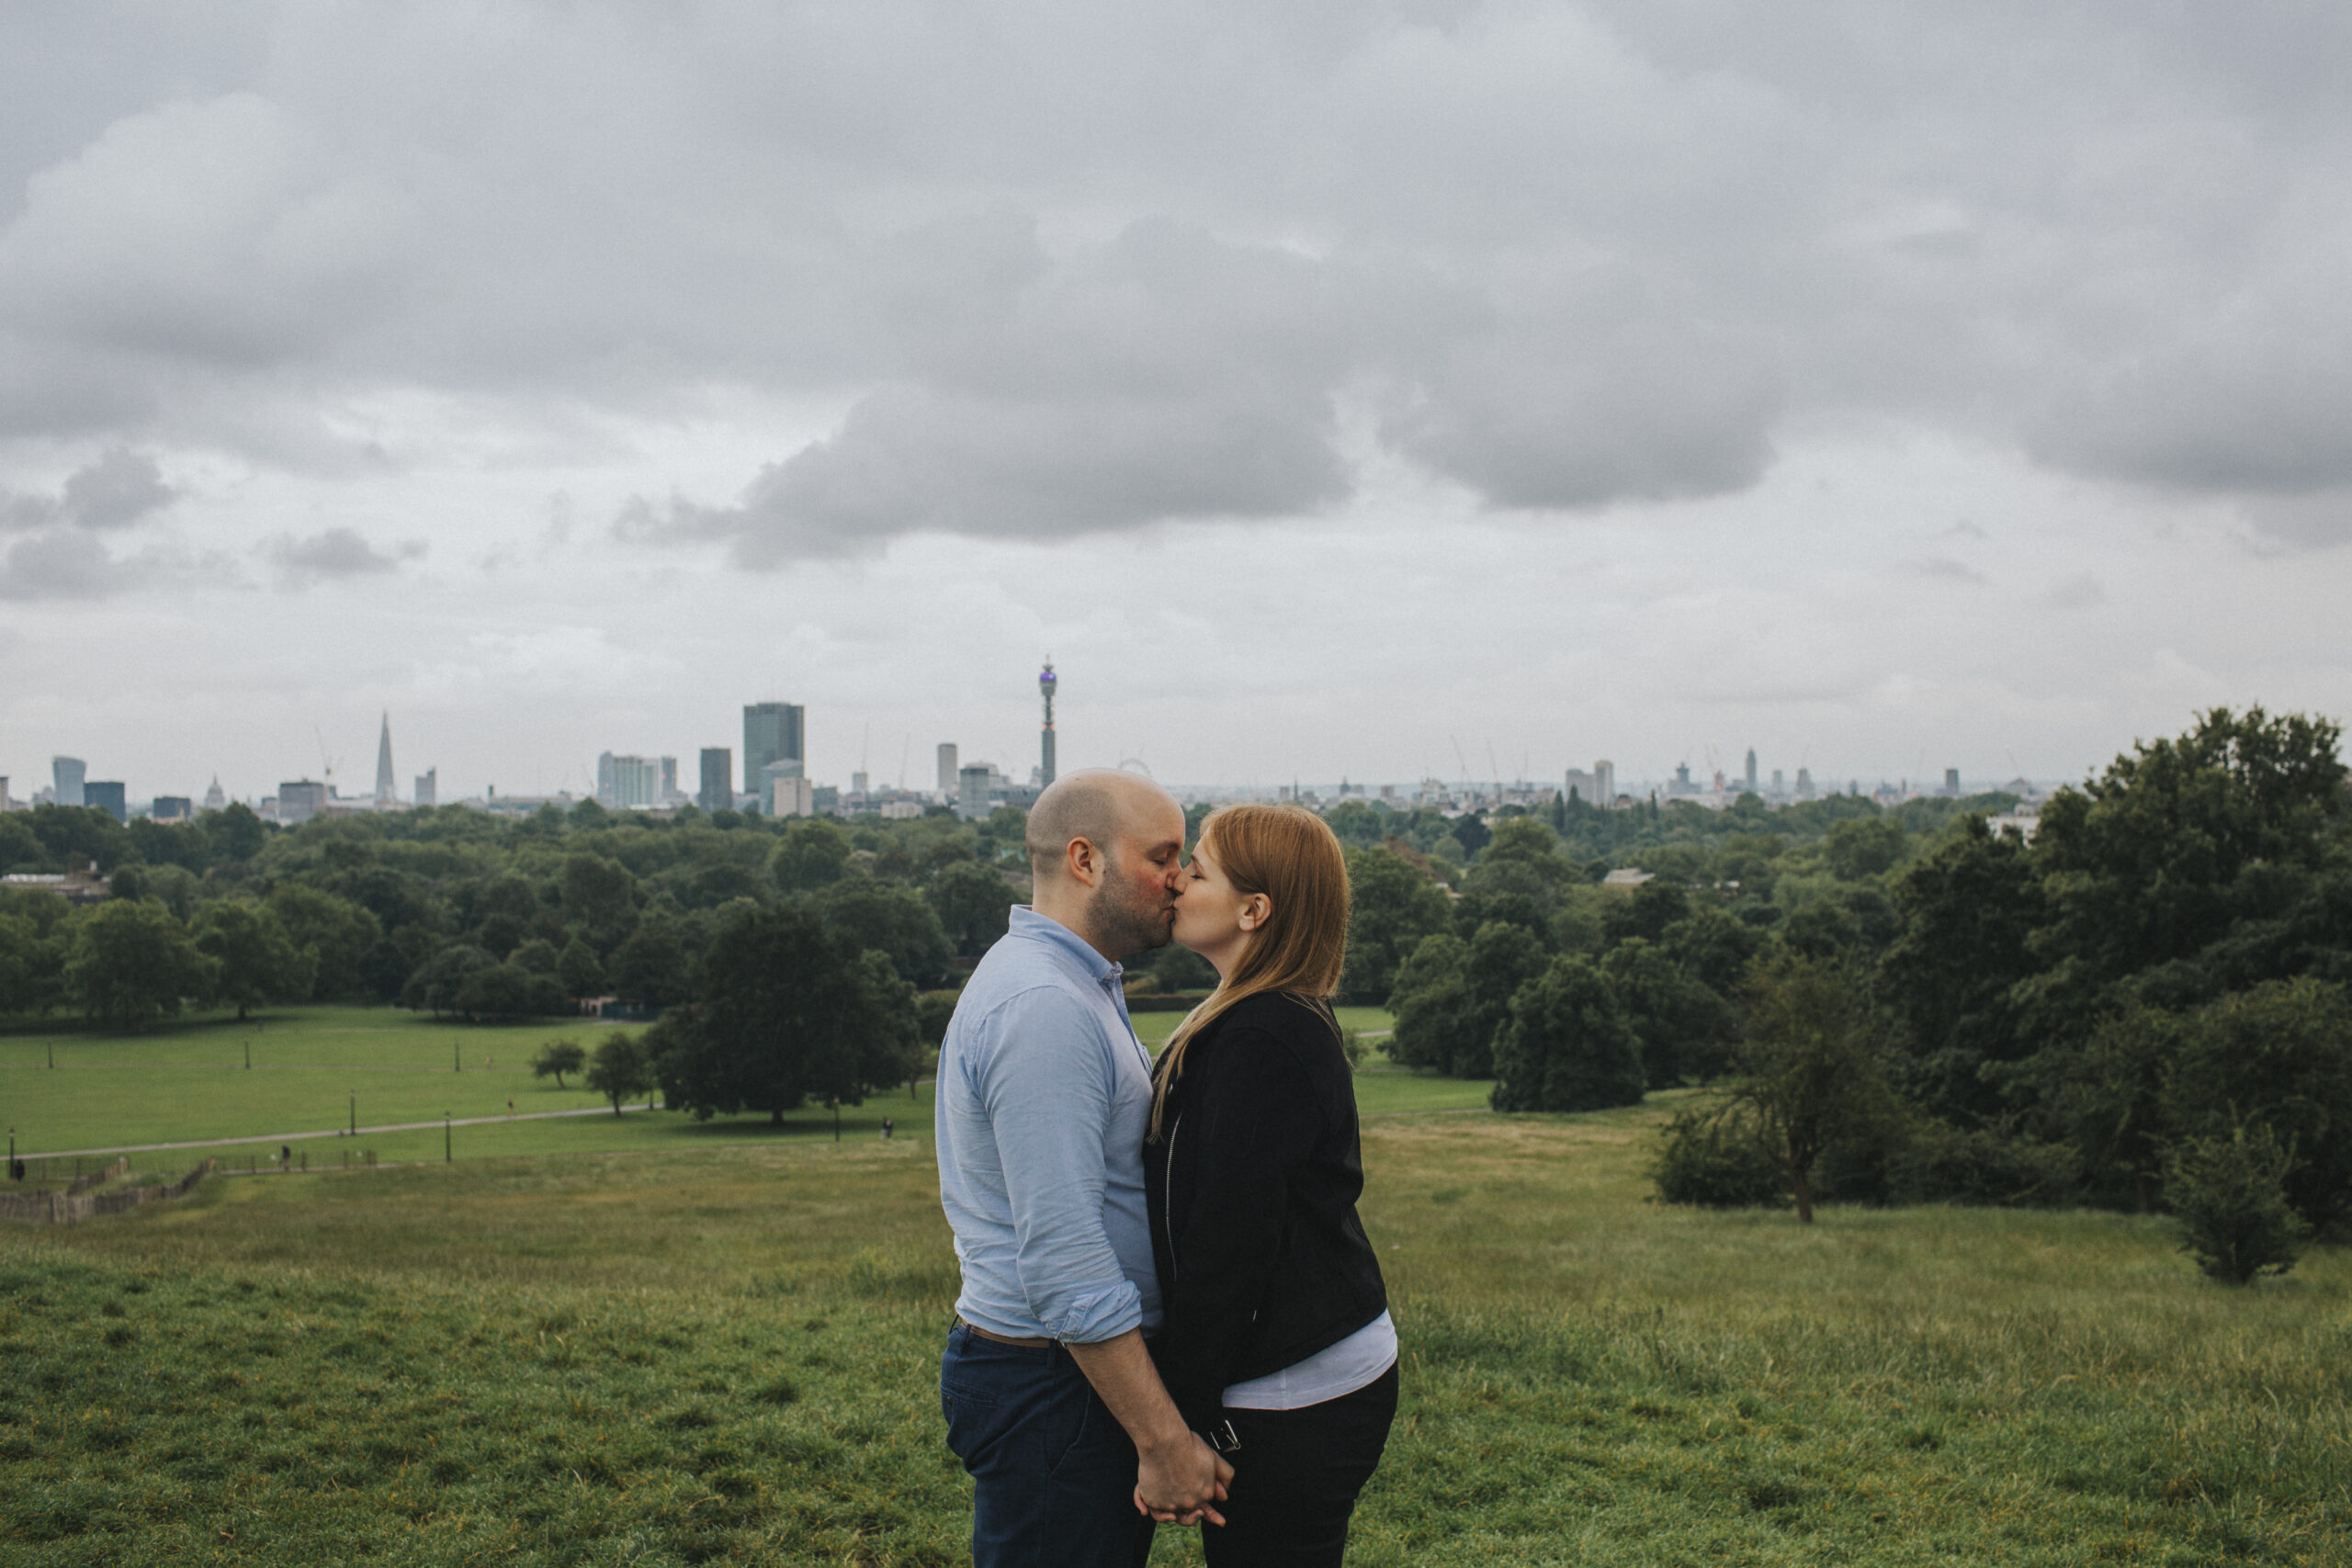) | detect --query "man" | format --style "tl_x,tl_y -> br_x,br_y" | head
936,770 -> 1232,1566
